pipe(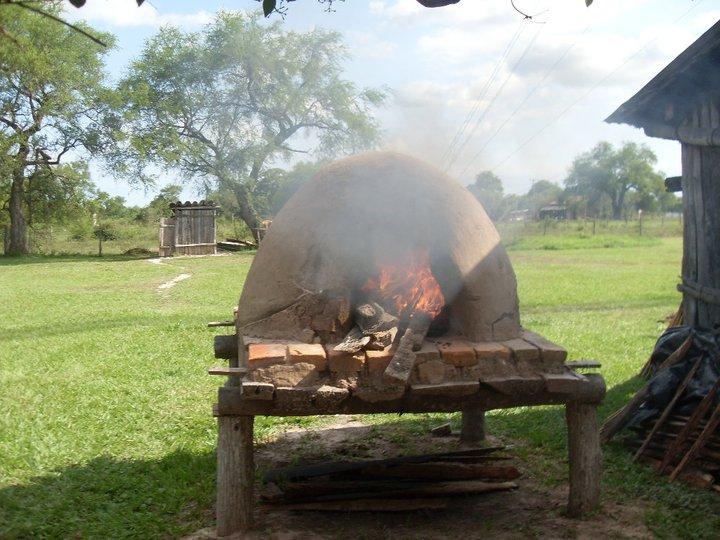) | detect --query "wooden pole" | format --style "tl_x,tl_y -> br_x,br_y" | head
217,415 -> 254,536
566,402 -> 601,517
460,407 -> 486,443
